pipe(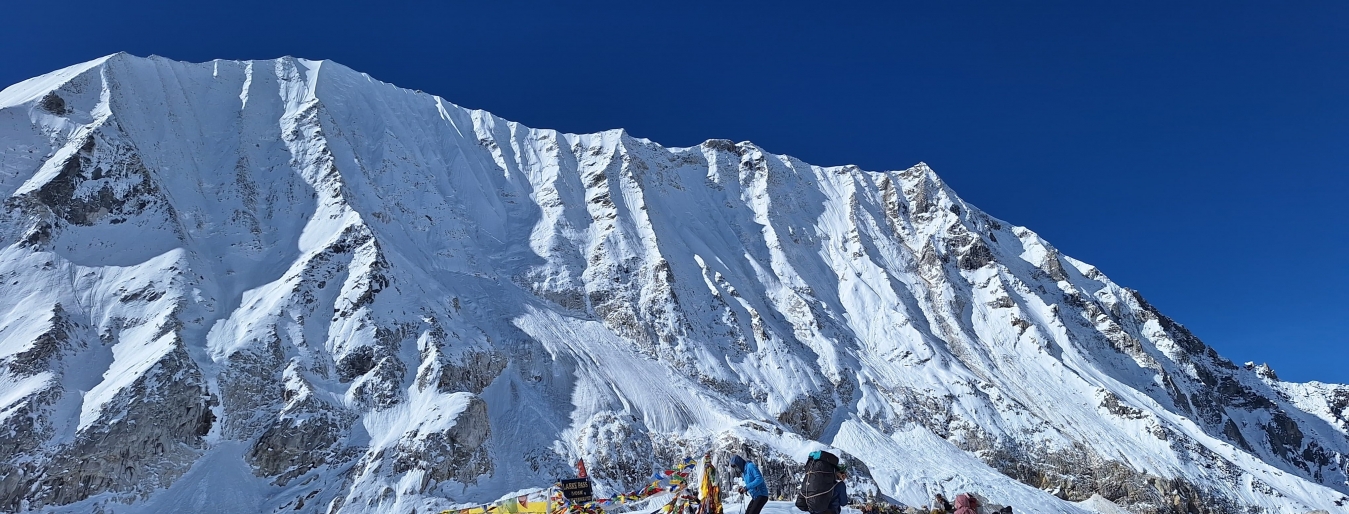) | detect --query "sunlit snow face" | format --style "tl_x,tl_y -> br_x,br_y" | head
0,53 -> 1342,514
